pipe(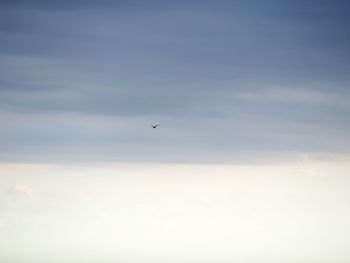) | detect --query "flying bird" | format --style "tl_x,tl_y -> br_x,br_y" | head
151,124 -> 160,128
